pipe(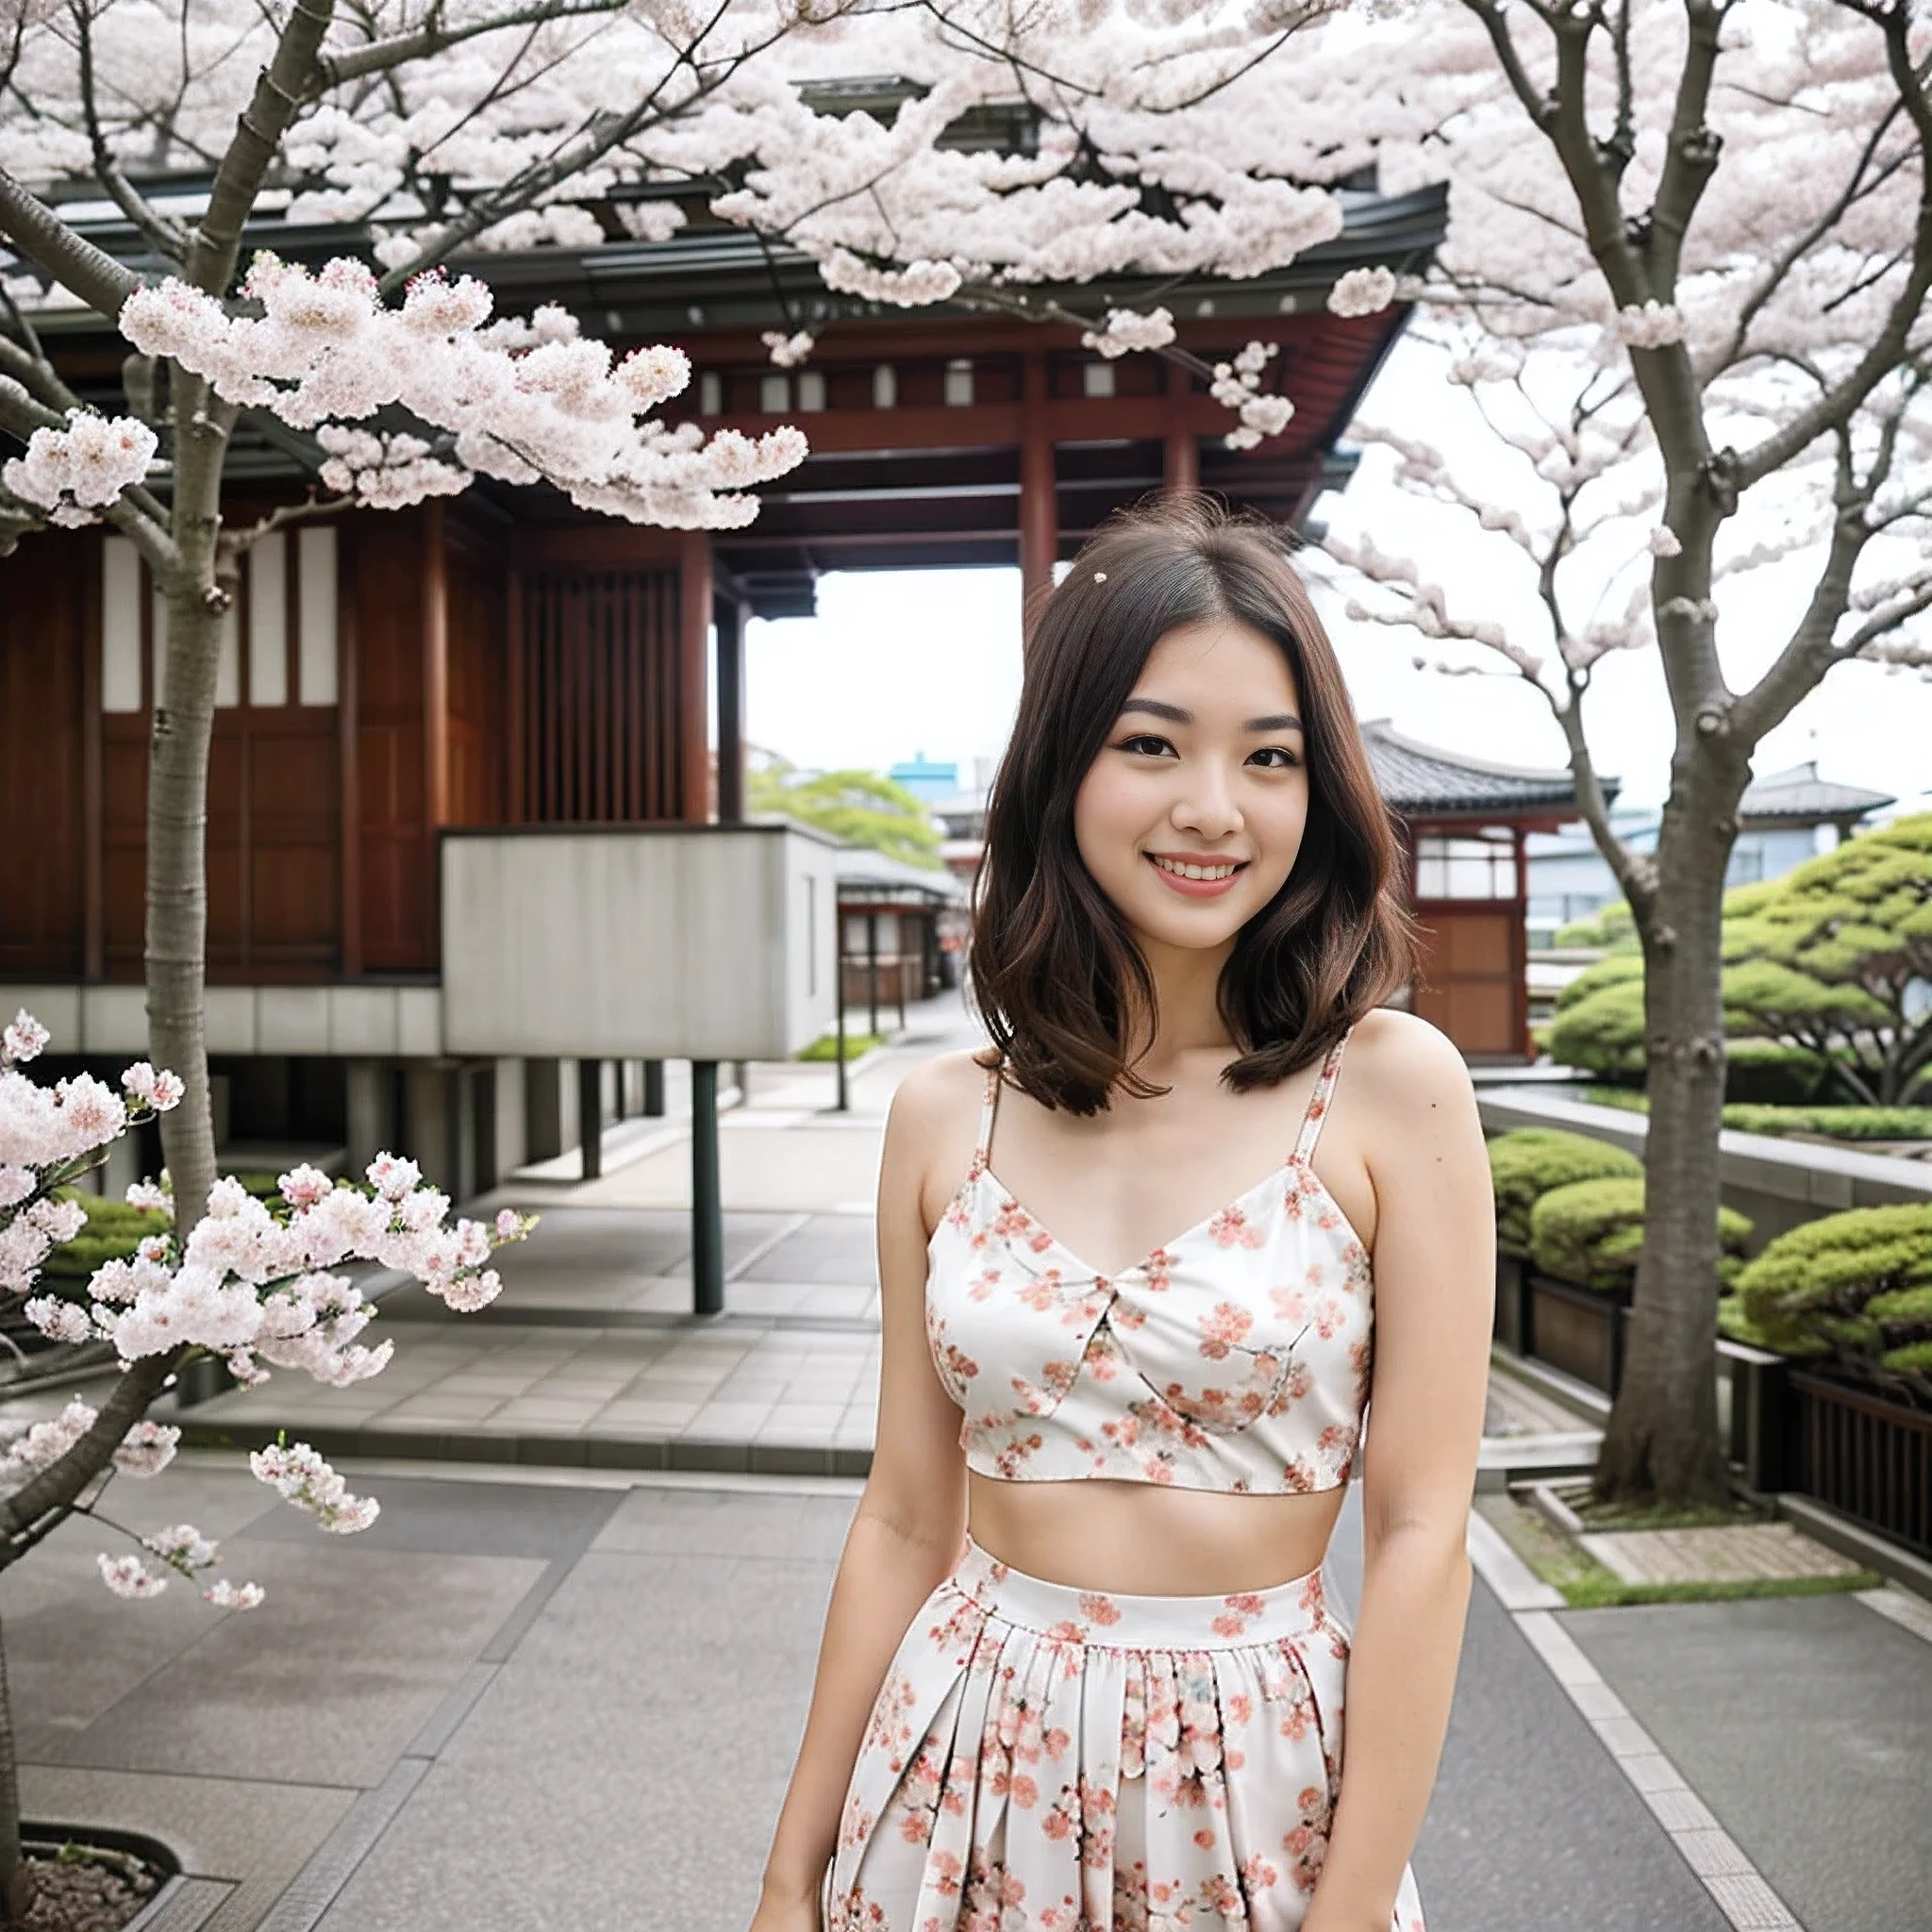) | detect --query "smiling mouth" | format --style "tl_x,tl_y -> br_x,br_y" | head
1147,855 -> 1247,882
